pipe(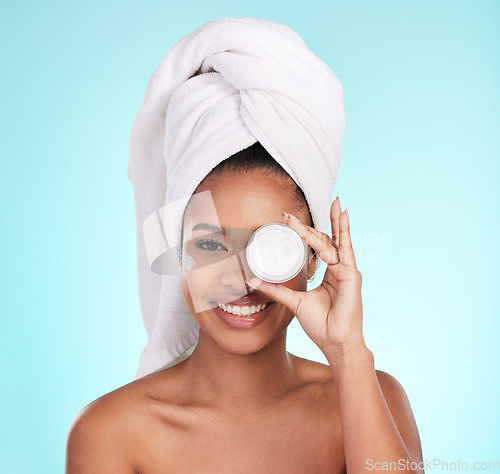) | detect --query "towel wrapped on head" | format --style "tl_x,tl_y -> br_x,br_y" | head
127,17 -> 345,380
